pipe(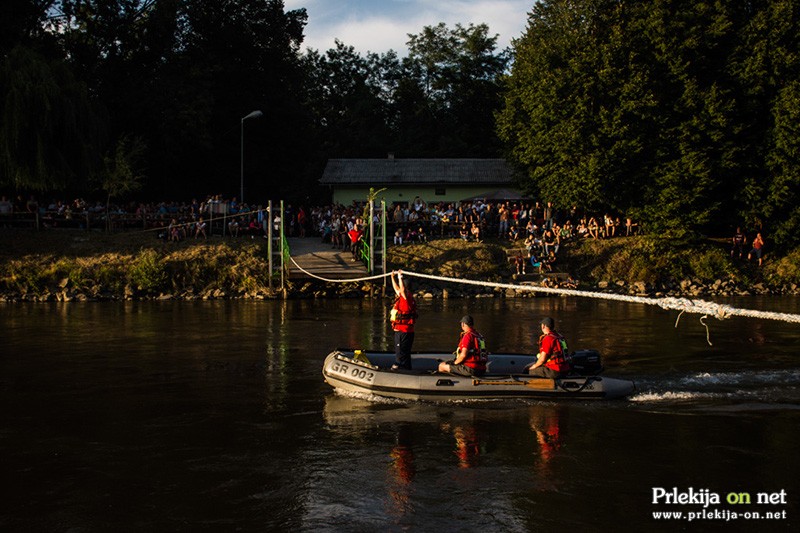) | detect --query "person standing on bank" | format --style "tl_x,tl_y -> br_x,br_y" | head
526,317 -> 570,378
390,270 -> 417,370
438,315 -> 487,377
